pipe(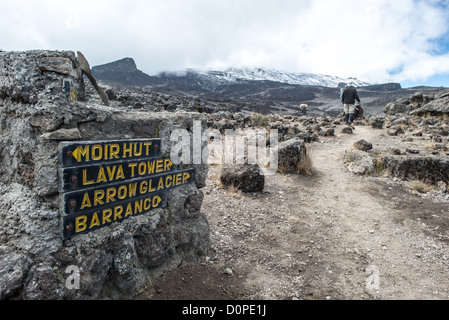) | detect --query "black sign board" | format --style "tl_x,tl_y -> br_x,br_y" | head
59,139 -> 162,168
62,168 -> 195,216
62,190 -> 168,240
59,139 -> 195,240
59,156 -> 177,192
